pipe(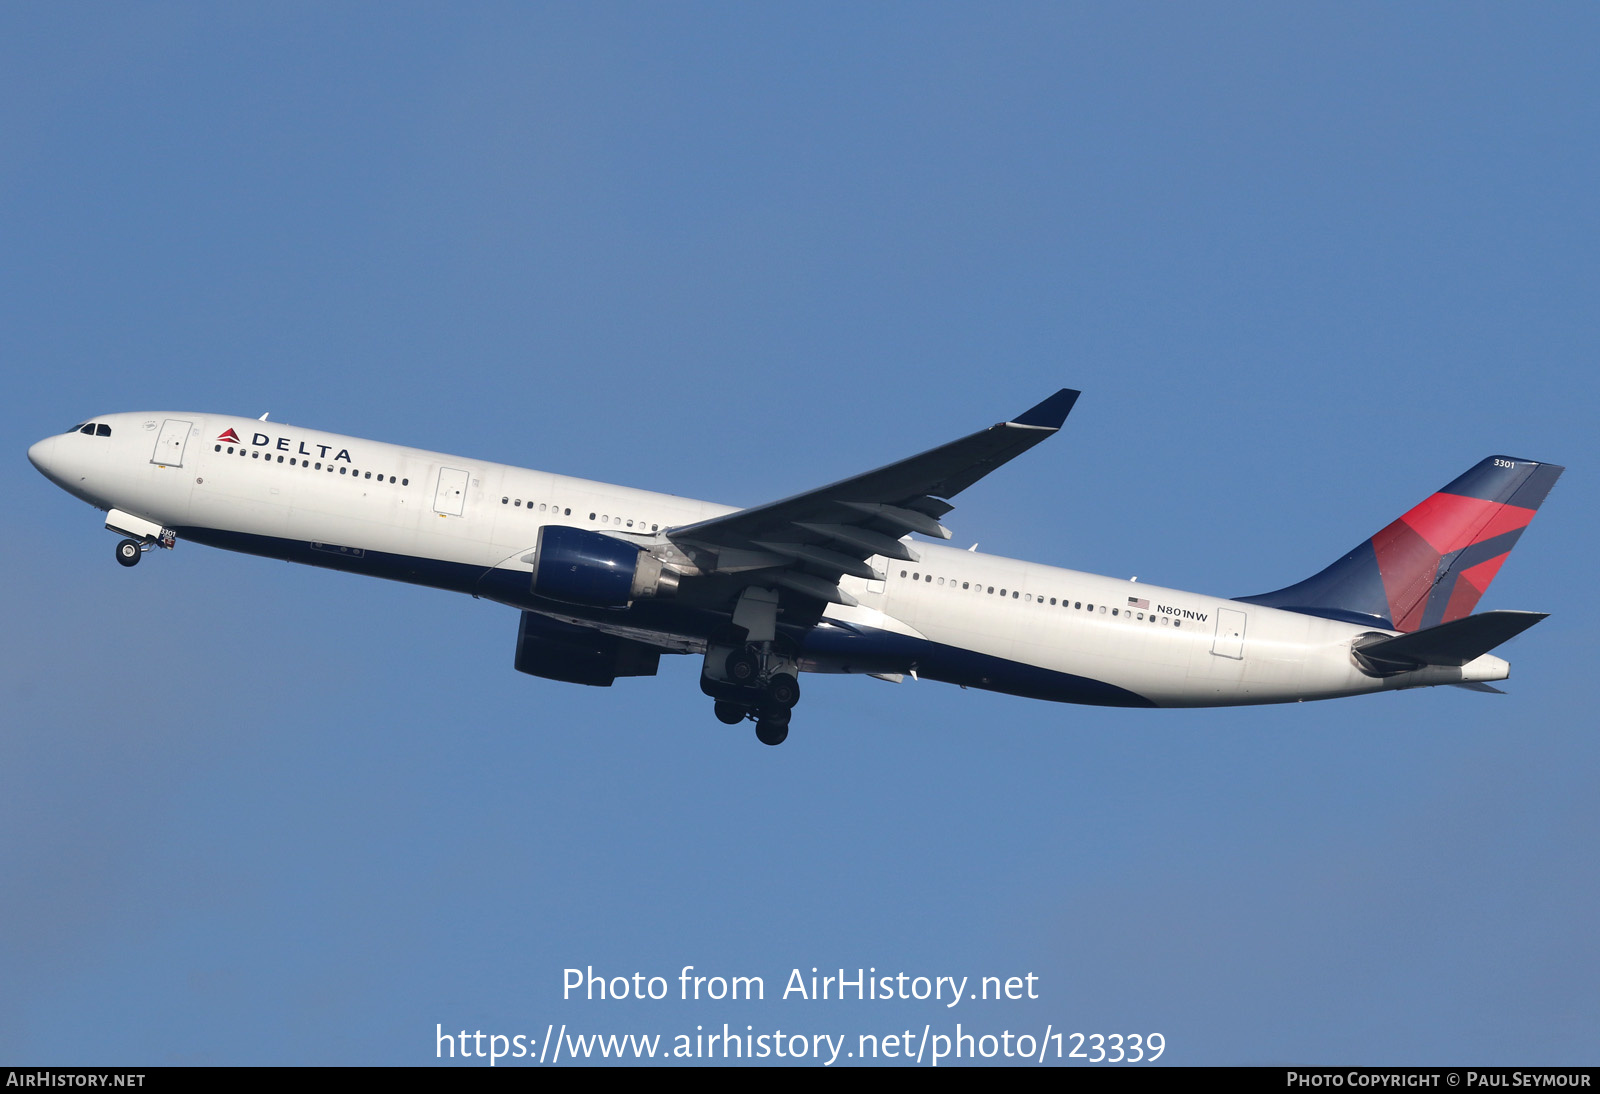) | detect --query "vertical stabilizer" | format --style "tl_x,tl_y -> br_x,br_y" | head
1239,456 -> 1563,631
